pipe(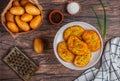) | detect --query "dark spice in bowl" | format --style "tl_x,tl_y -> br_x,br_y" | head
51,12 -> 62,23
49,10 -> 64,25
